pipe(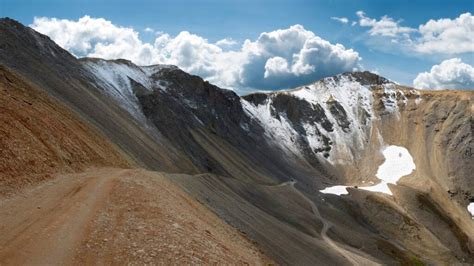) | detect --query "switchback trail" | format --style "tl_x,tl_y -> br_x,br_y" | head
283,181 -> 380,266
